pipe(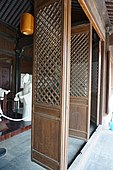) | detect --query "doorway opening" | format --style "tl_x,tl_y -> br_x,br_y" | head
68,1 -> 101,167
